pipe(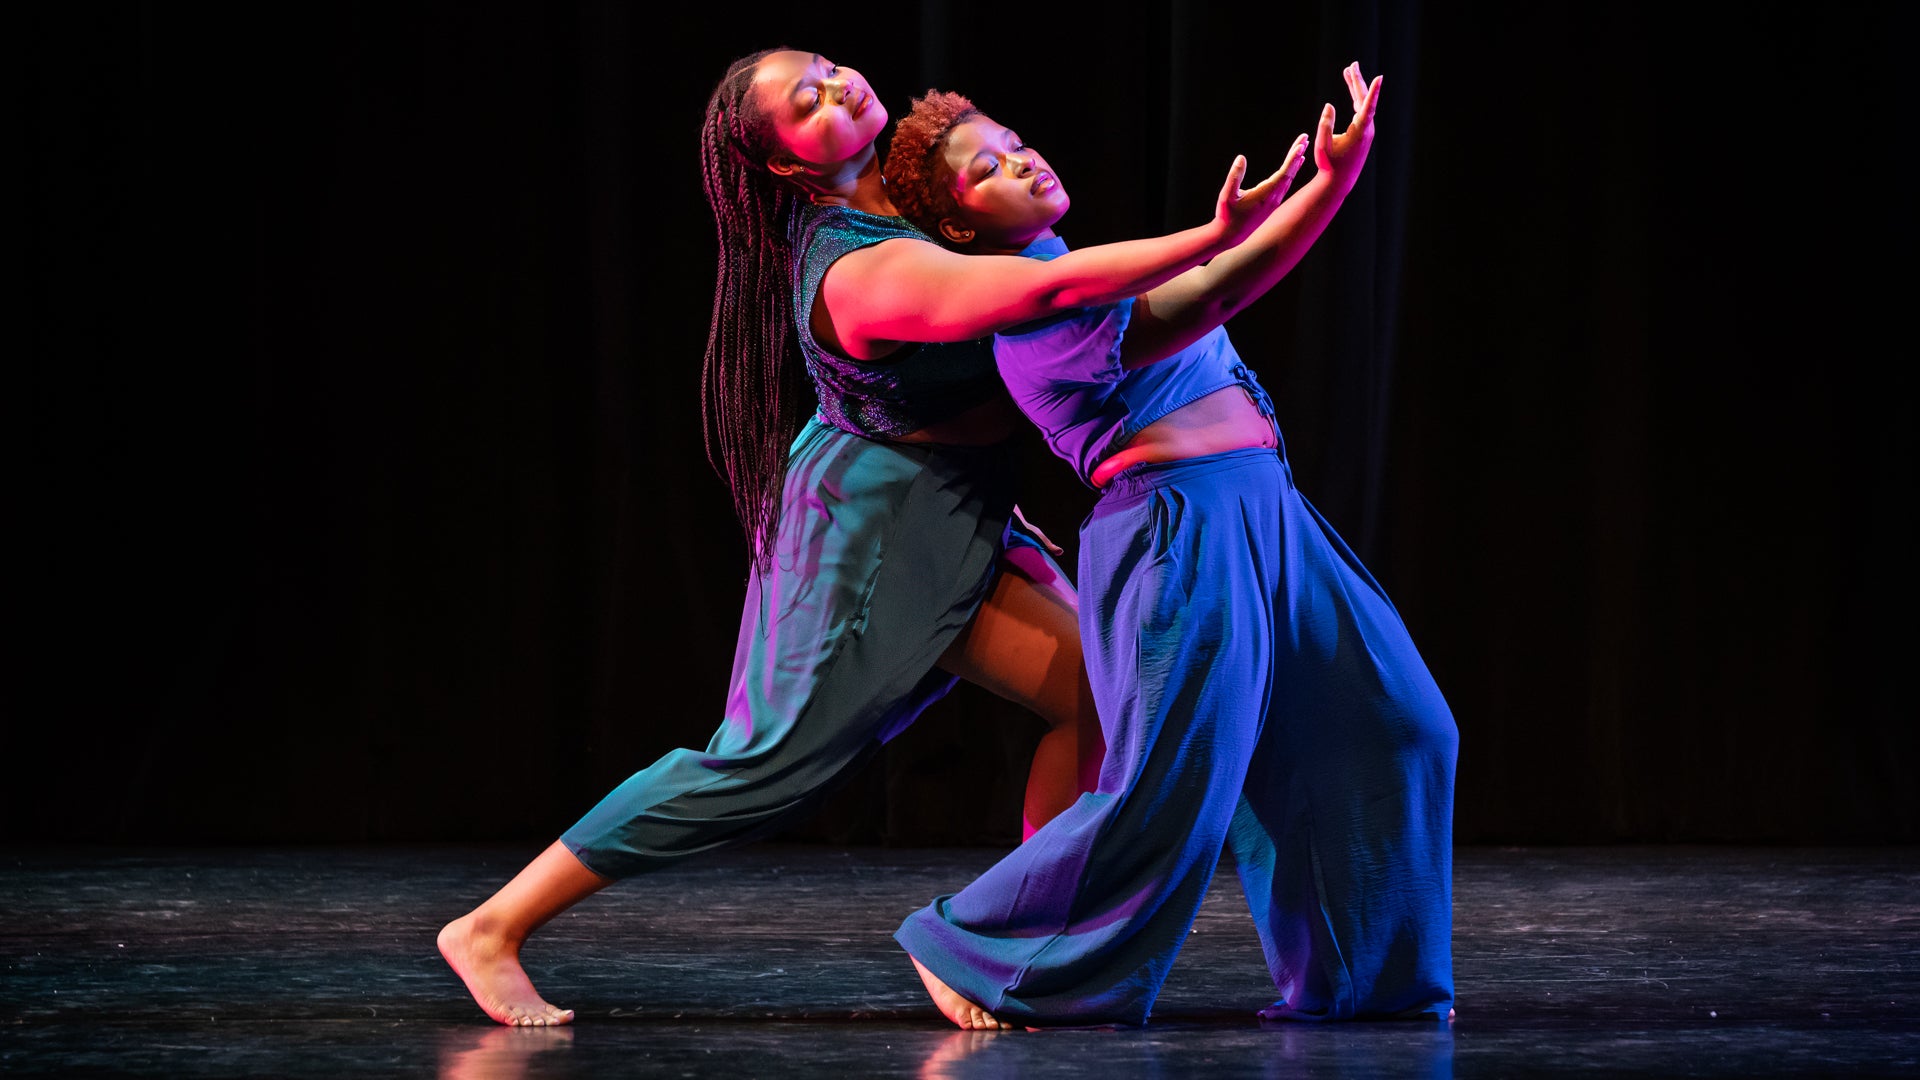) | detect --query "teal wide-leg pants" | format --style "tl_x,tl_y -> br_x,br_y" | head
562,417 -> 1034,877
